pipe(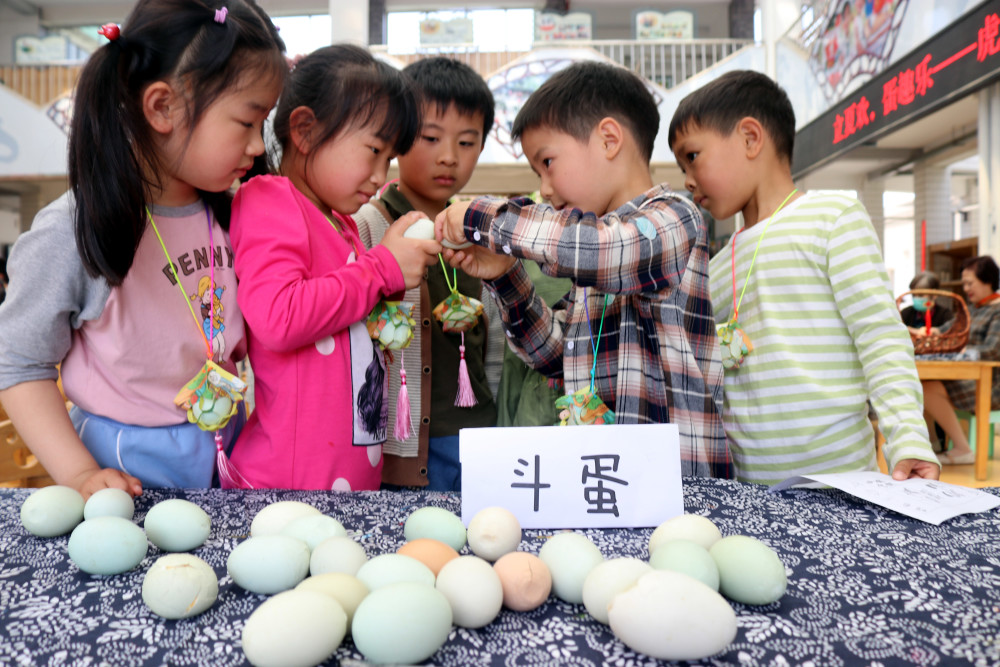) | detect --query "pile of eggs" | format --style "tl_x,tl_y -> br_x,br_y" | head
20,487 -> 788,666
